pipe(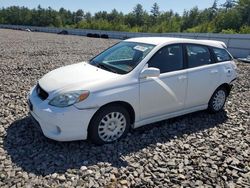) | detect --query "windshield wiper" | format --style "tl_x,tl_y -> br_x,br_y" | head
96,63 -> 118,73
